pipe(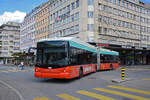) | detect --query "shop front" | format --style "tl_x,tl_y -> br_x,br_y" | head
108,44 -> 150,65
89,43 -> 150,65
